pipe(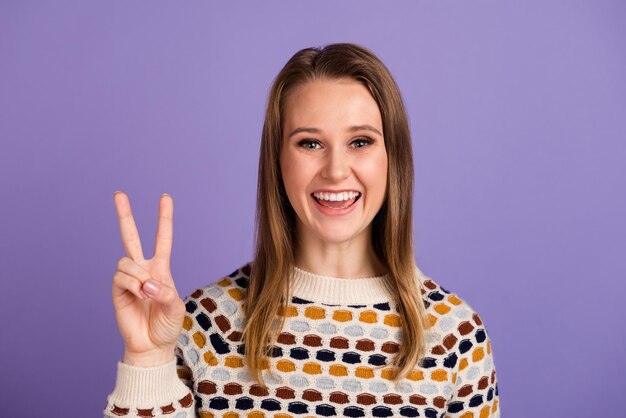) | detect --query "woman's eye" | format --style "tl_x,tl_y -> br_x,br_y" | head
298,140 -> 321,150
351,137 -> 373,148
